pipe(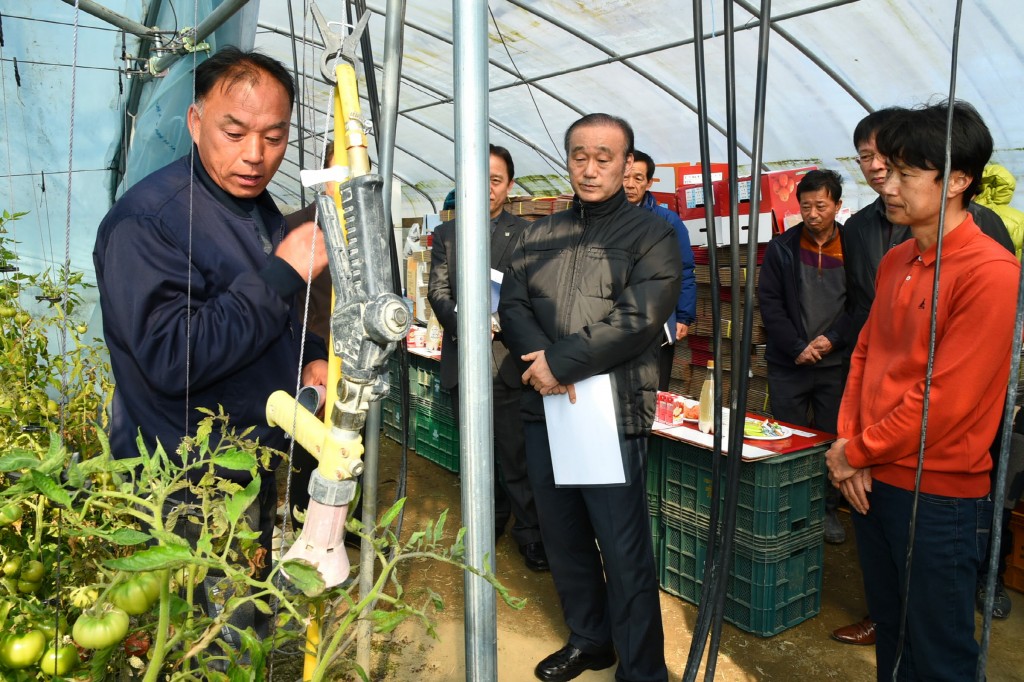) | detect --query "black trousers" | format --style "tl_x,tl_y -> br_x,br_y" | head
767,361 -> 846,512
524,423 -> 667,682
452,381 -> 542,546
